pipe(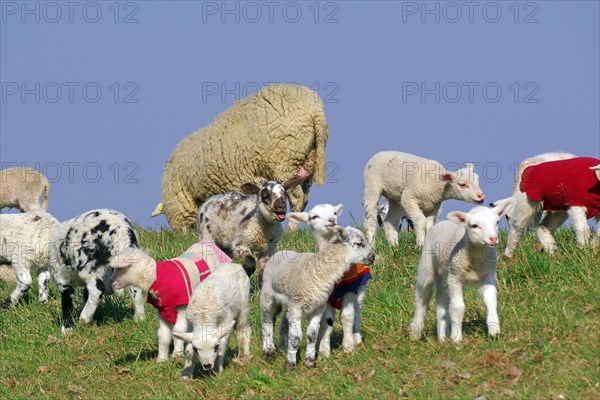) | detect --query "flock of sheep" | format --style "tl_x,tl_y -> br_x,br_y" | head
1,84 -> 599,378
